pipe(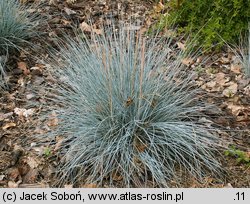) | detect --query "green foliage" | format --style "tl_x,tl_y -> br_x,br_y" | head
164,0 -> 250,50
225,146 -> 250,166
44,147 -> 52,158
43,24 -> 223,187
